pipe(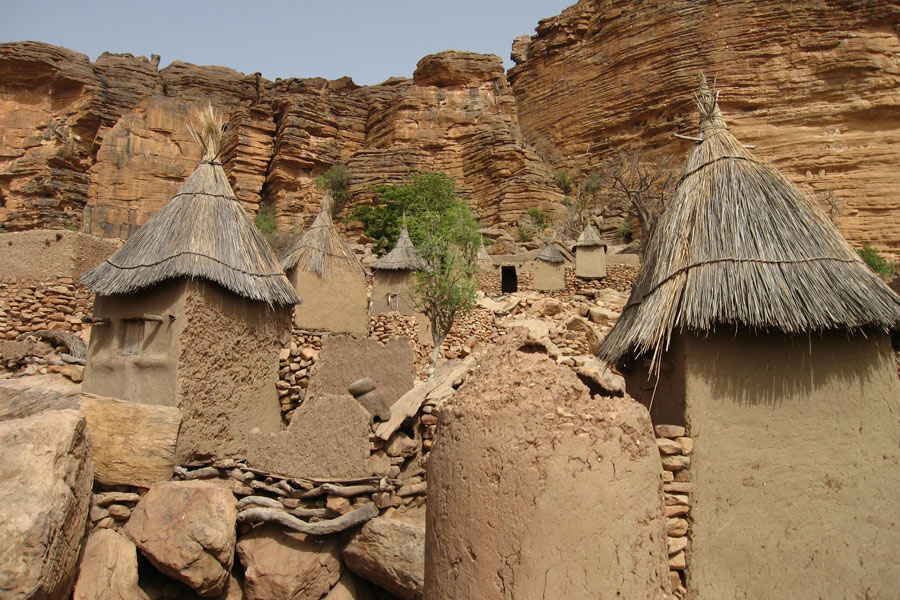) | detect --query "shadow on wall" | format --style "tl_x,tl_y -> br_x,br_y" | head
686,328 -> 893,408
